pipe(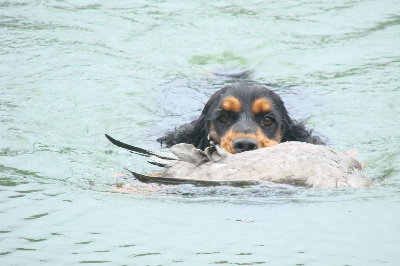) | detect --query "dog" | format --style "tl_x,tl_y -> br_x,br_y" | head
158,82 -> 324,154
